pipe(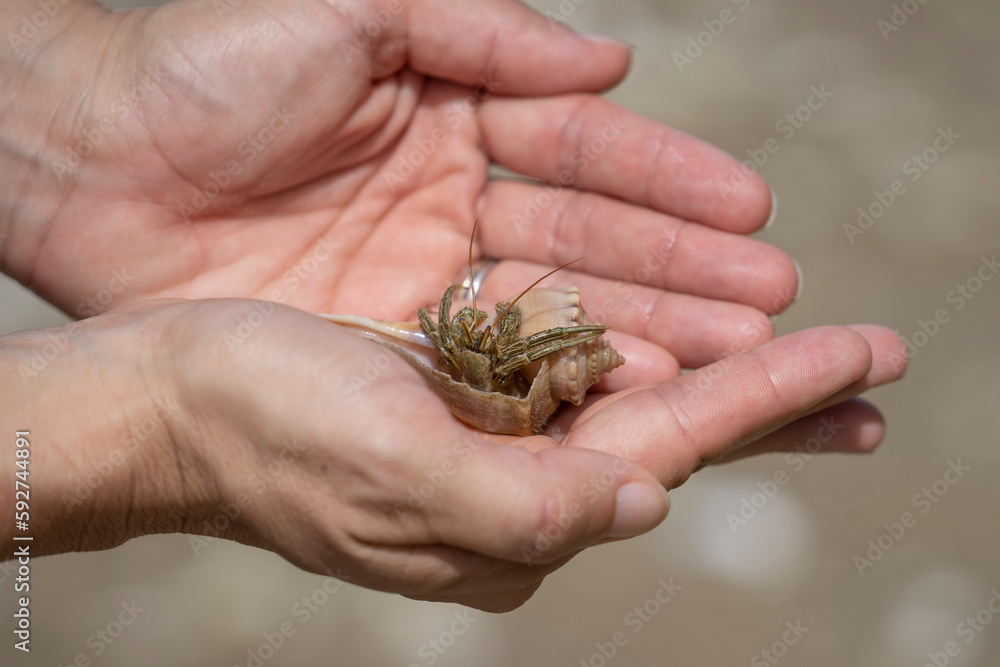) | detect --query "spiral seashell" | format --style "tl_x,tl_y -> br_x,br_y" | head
514,288 -> 625,406
320,287 -> 624,435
